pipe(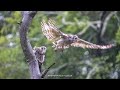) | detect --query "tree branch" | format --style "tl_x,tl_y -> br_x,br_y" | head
19,11 -> 41,79
77,21 -> 101,36
41,62 -> 55,78
100,11 -> 117,38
